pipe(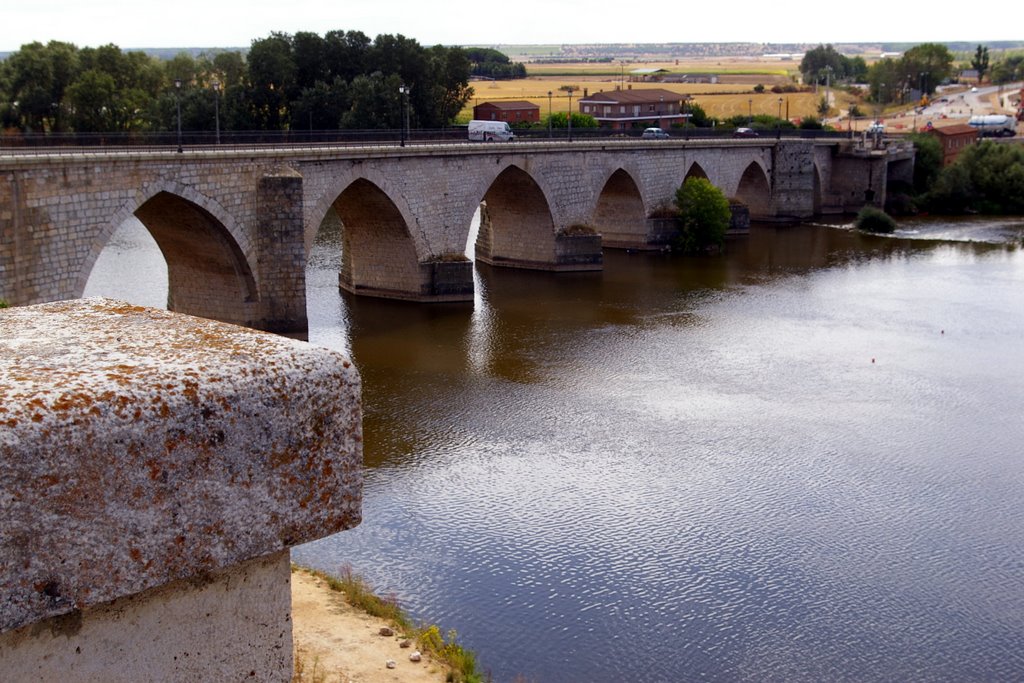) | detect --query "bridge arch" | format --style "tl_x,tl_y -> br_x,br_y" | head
684,162 -> 710,184
592,168 -> 648,249
328,178 -> 425,299
307,167 -> 427,262
79,184 -> 259,327
473,164 -> 558,269
734,161 -> 773,220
